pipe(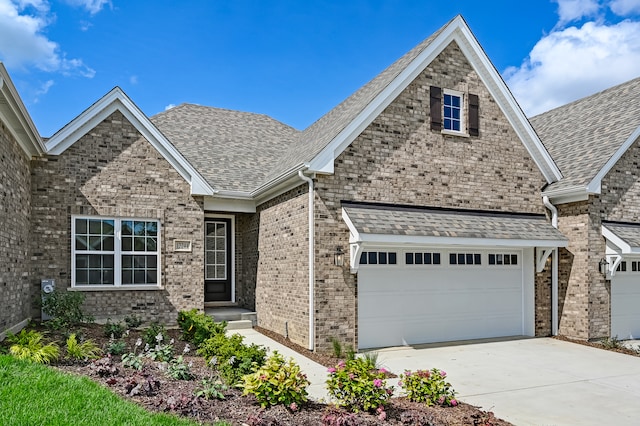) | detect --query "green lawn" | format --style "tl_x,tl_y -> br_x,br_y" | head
0,355 -> 202,426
